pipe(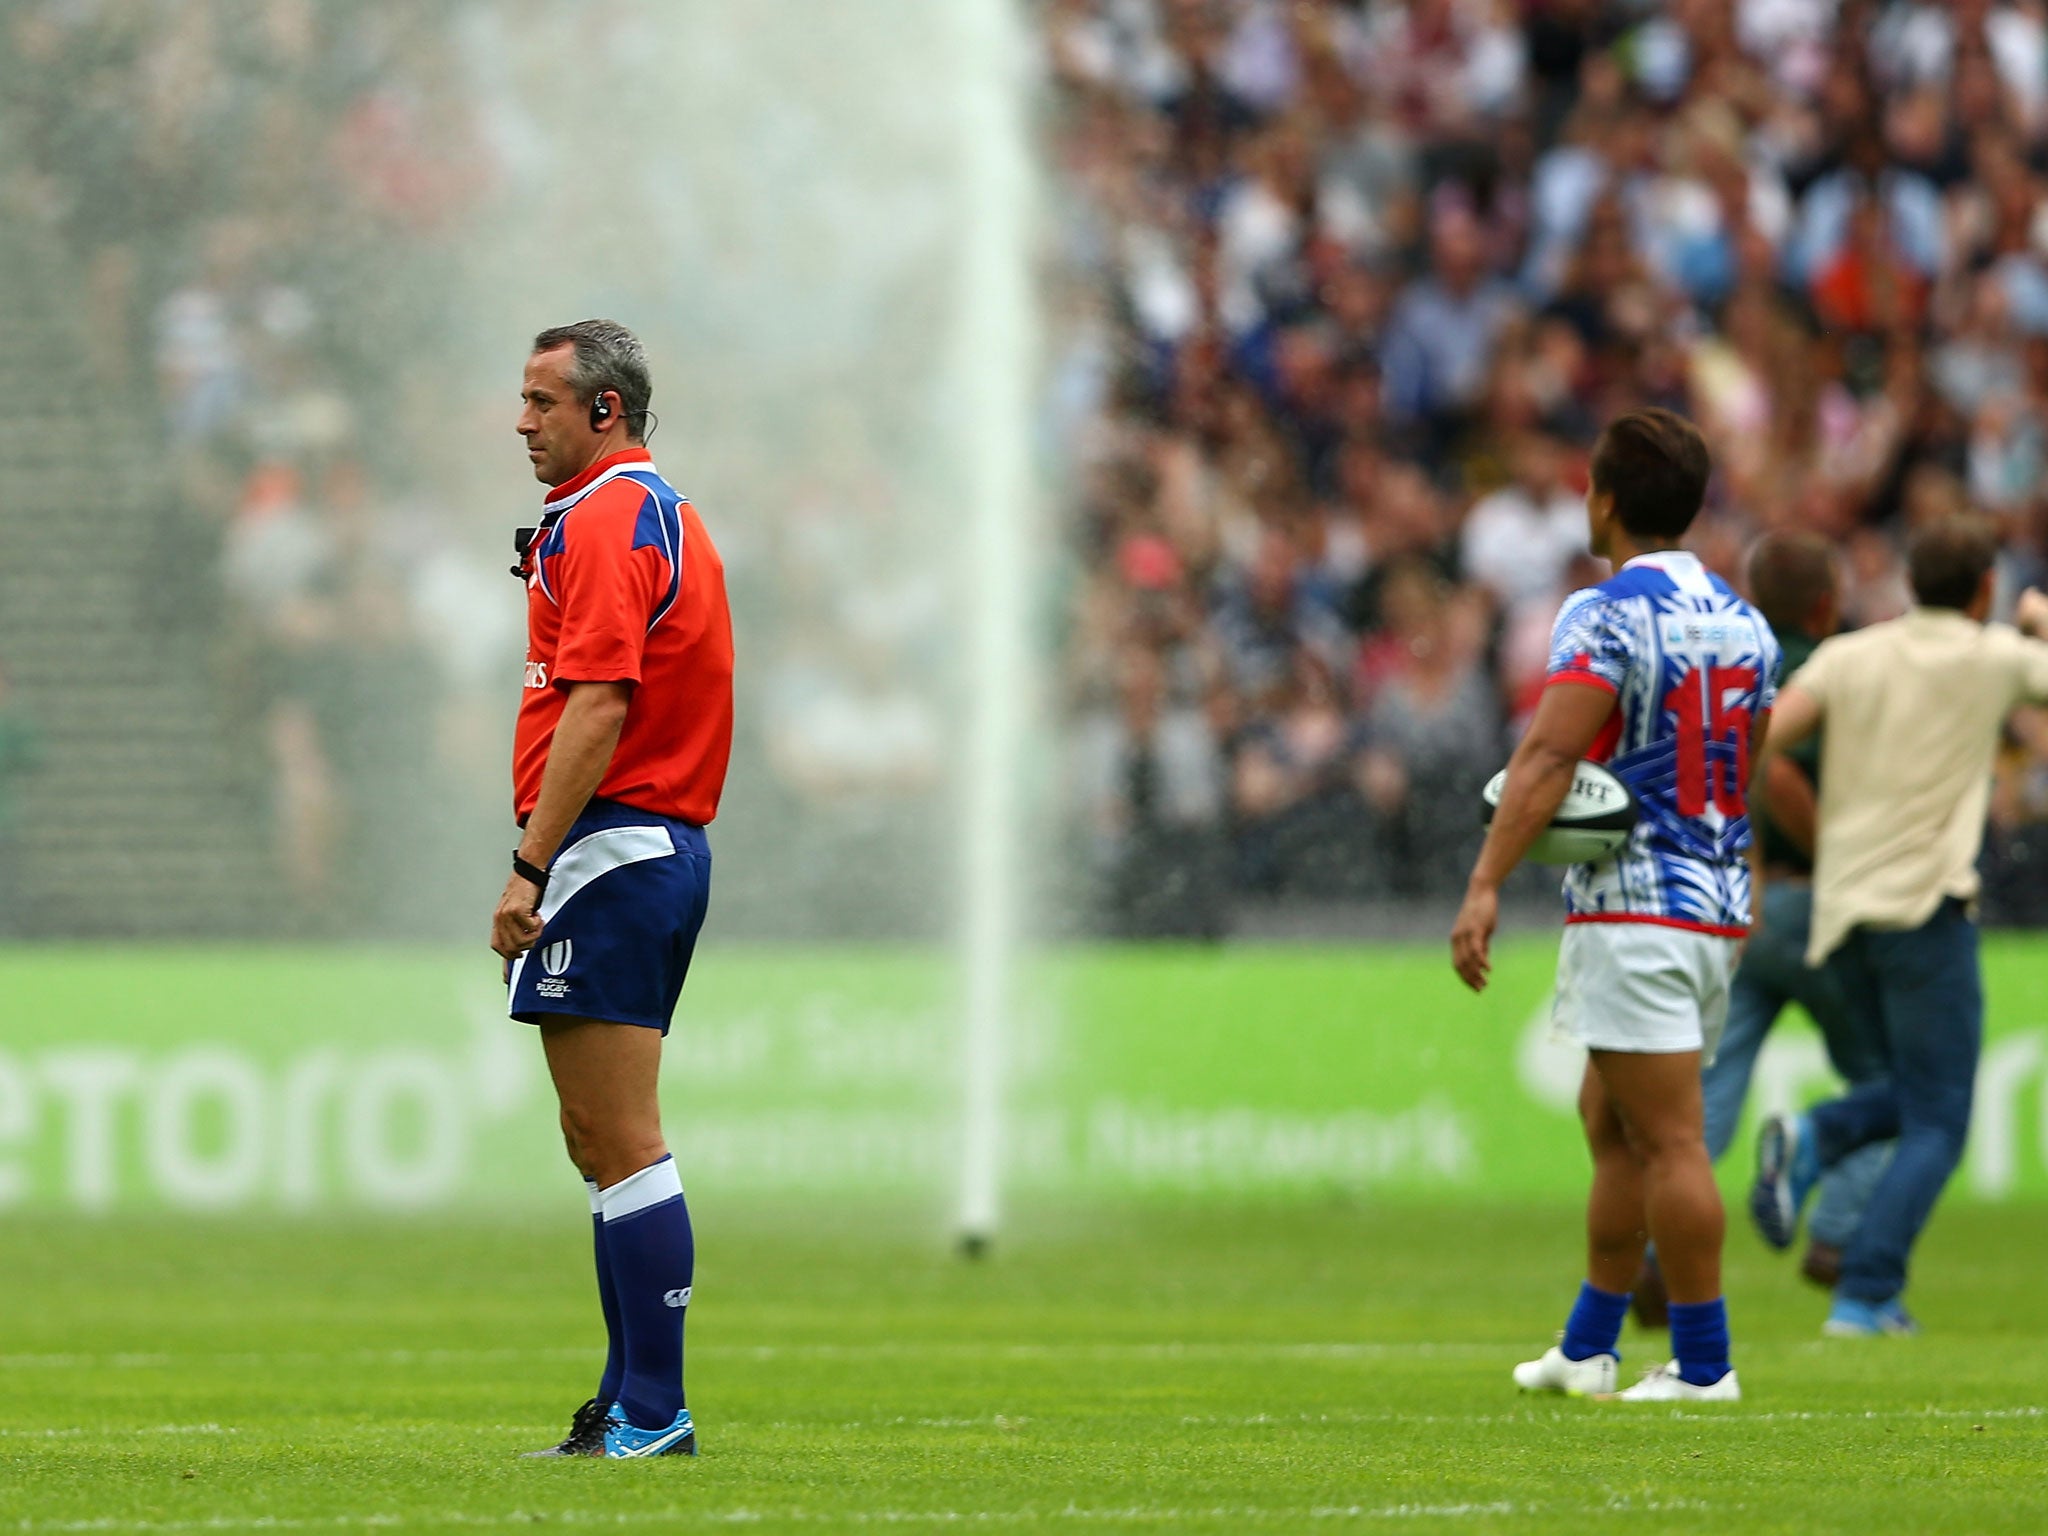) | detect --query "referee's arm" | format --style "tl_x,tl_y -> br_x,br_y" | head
491,680 -> 634,959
